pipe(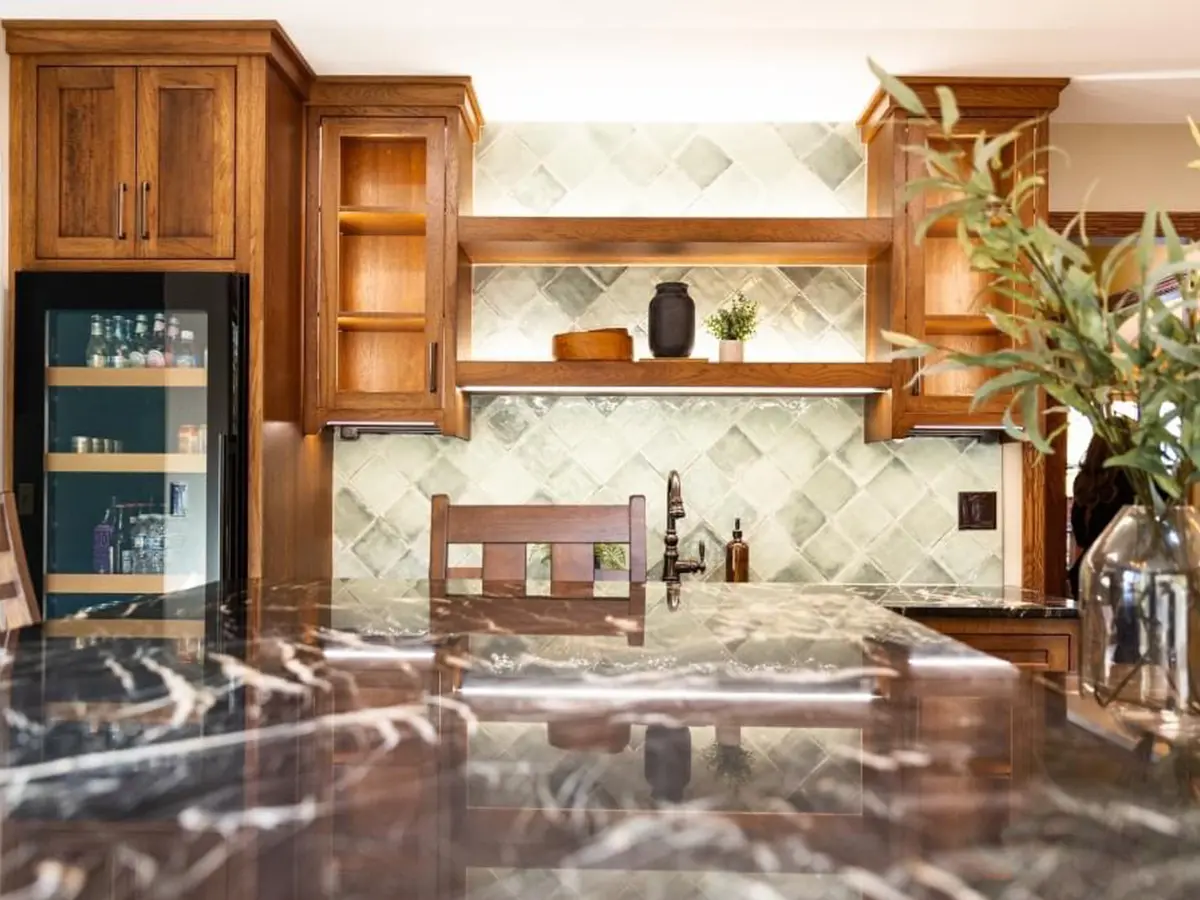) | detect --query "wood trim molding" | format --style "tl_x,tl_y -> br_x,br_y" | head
308,77 -> 484,140
859,76 -> 1070,132
1048,210 -> 1200,238
3,20 -> 314,96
